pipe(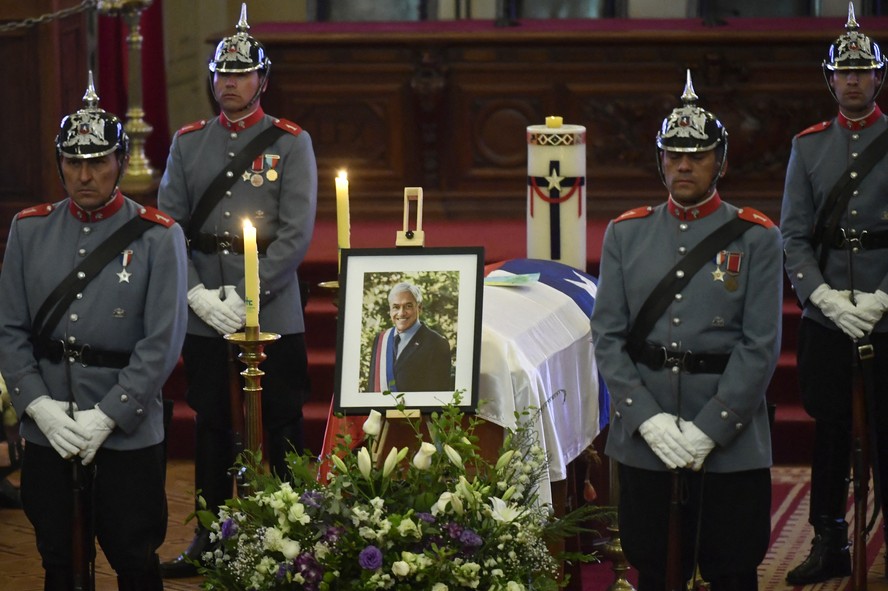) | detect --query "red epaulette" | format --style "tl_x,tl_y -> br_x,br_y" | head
738,207 -> 774,229
139,206 -> 176,228
614,206 -> 654,223
17,203 -> 55,219
274,118 -> 303,137
176,120 -> 207,136
795,120 -> 831,139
